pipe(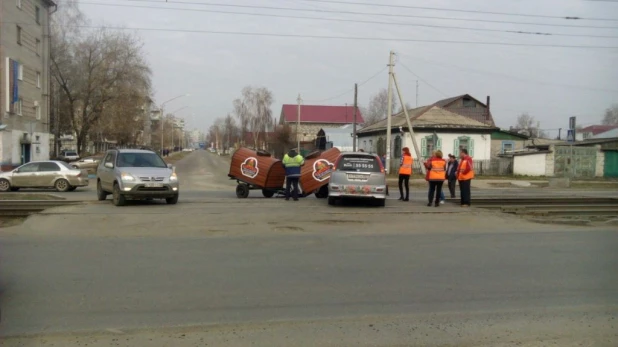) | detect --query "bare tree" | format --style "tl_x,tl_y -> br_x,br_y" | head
223,113 -> 238,148
51,2 -> 151,154
602,104 -> 618,125
513,113 -> 547,138
363,89 -> 398,125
